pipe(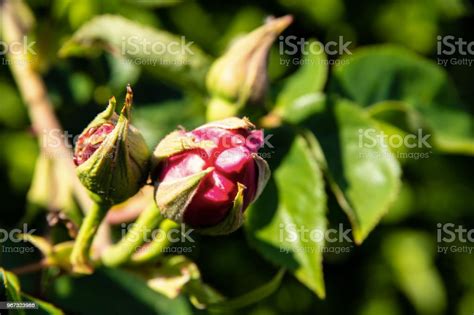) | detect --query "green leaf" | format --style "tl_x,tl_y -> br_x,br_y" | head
144,256 -> 203,299
1,268 -> 64,315
48,268 -> 192,315
1,268 -> 24,315
274,39 -> 328,123
365,101 -> 436,163
309,100 -> 401,244
59,15 -> 212,91
330,45 -> 474,154
382,231 -> 446,315
145,258 -> 283,311
139,255 -> 224,310
366,100 -> 423,133
21,293 -> 65,315
122,0 -> 183,7
246,135 -> 327,298
132,99 -> 205,149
